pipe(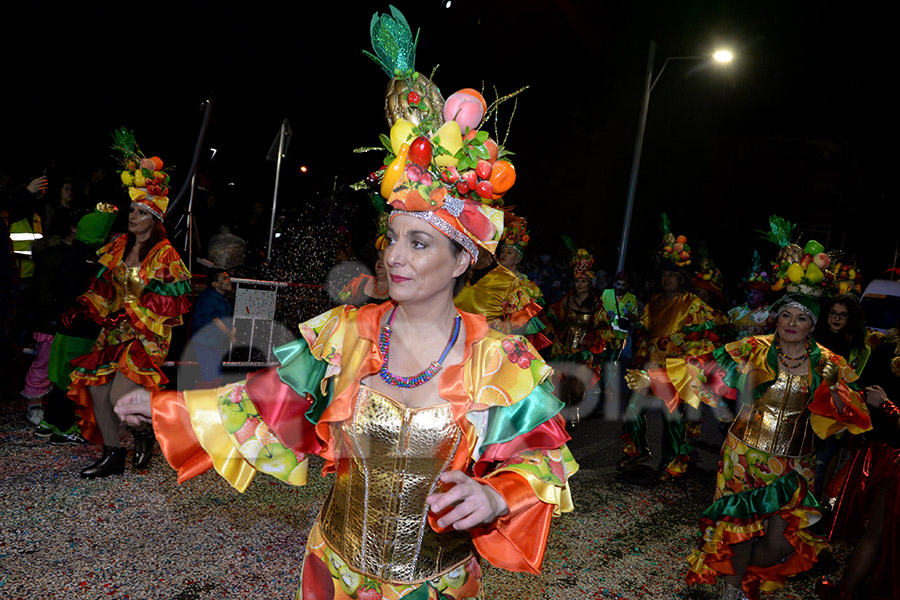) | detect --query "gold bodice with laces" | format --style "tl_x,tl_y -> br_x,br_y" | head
318,385 -> 474,584
559,310 -> 594,353
110,263 -> 145,309
729,370 -> 815,456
